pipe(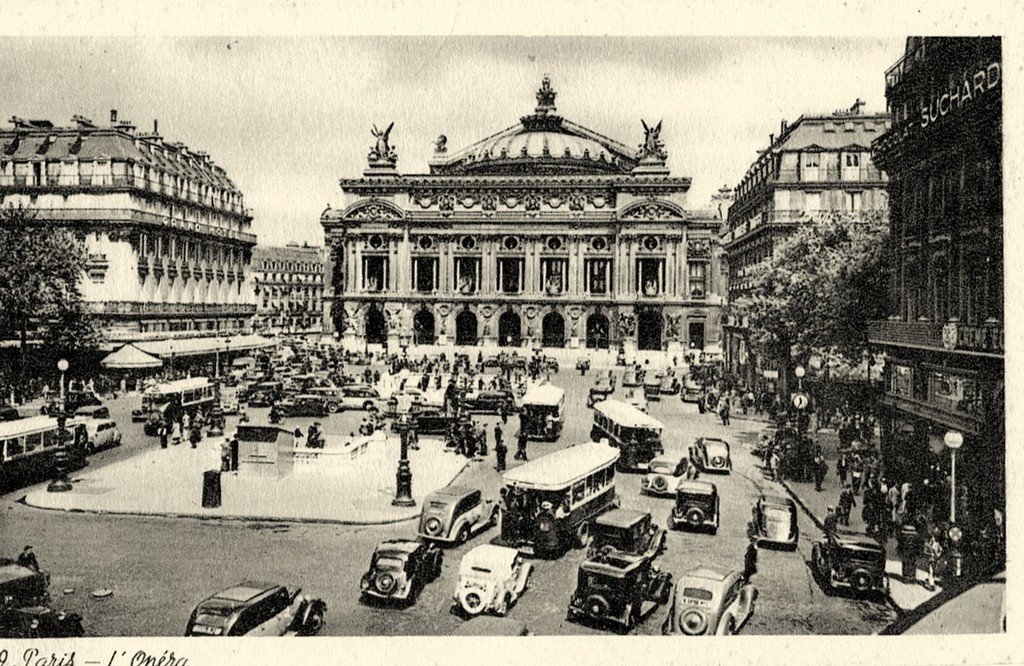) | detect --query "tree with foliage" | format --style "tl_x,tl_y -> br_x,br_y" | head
0,205 -> 98,393
730,210 -> 889,379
